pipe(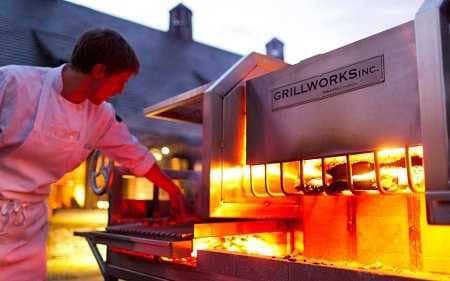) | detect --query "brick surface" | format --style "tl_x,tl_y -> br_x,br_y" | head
197,250 -> 236,276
